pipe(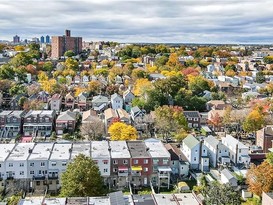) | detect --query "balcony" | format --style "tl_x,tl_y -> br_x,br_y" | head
131,171 -> 141,177
48,175 -> 58,179
118,171 -> 128,177
33,175 -> 46,180
7,176 -> 14,180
